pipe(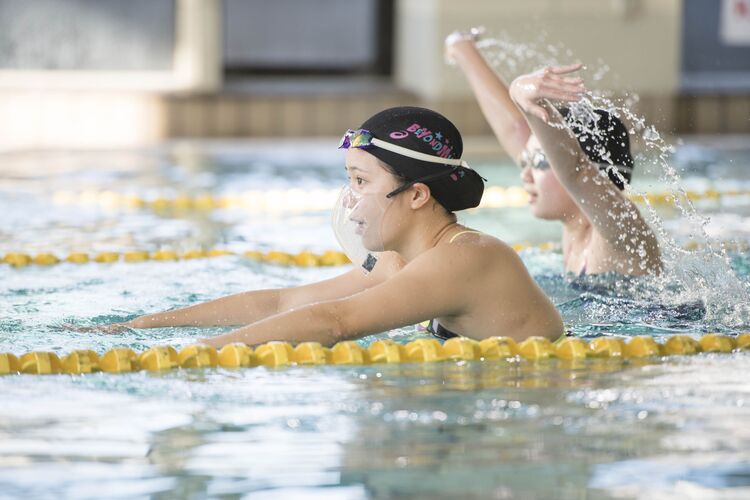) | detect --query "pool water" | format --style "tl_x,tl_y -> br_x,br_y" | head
1,139 -> 750,499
